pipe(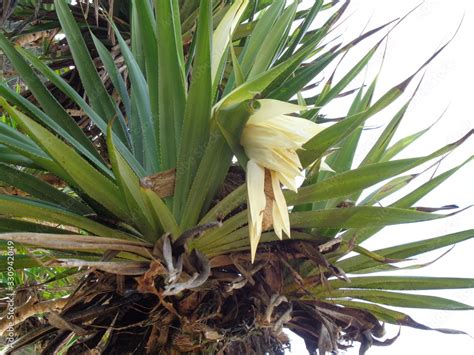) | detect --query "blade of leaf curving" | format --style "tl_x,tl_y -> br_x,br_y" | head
1,102 -> 129,221
111,25 -> 159,173
381,112 -> 444,162
218,43 -> 316,109
337,229 -> 474,274
17,47 -> 145,177
156,0 -> 187,170
0,164 -> 91,215
334,300 -> 473,335
290,206 -> 447,229
288,145 -> 471,206
247,1 -> 296,80
91,34 -> 131,132
300,38 -> 455,167
0,110 -> 70,178
142,187 -> 180,238
315,41 -> 381,108
281,0 -> 324,60
318,289 -> 473,310
358,174 -> 418,206
0,33 -> 100,161
0,145 -> 38,168
106,125 -> 158,241
134,0 -> 159,162
0,84 -> 111,177
174,0 -> 213,221
53,0 -> 128,143
339,155 -> 473,245
0,195 -> 132,239
180,101 -> 254,229
212,0 -> 249,82
200,184 -> 247,224
313,276 -> 474,293
0,218 -> 74,234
